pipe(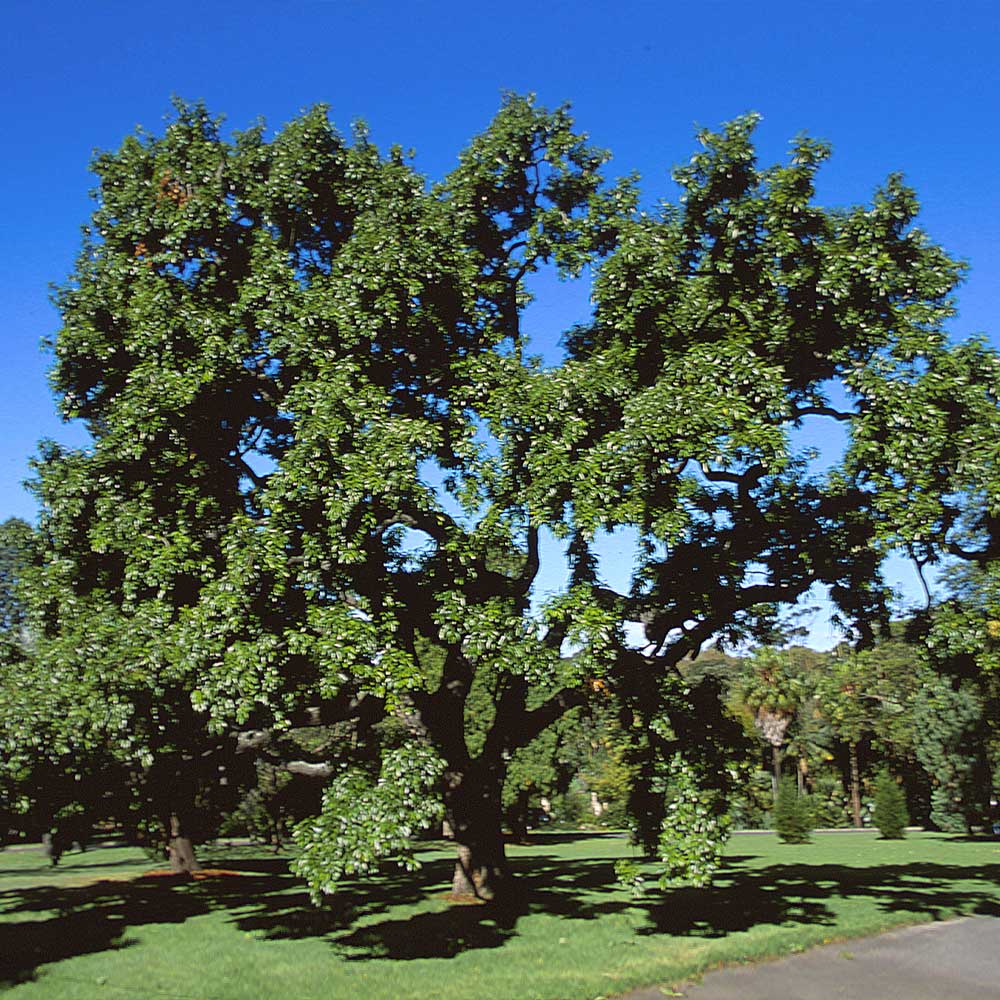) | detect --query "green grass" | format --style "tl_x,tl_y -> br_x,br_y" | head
1,831 -> 998,1000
